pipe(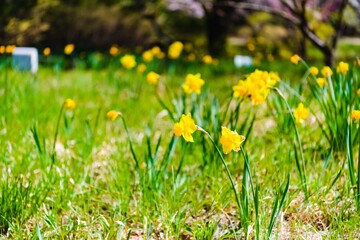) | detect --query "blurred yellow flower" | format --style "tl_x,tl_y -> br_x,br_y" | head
290,54 -> 301,64
187,53 -> 196,61
173,113 -> 197,142
357,88 -> 360,97
321,66 -> 333,77
336,61 -> 349,74
64,44 -> 75,55
232,69 -> 280,105
0,45 -> 5,54
309,67 -> 318,76
146,71 -> 160,85
293,103 -> 309,123
151,46 -> 161,55
247,42 -> 255,51
317,78 -> 327,87
109,45 -> 120,56
220,127 -> 245,154
121,54 -> 136,69
168,41 -> 183,59
107,110 -> 120,121
137,63 -> 147,73
202,55 -> 213,64
142,50 -> 154,62
5,45 -> 16,54
64,98 -> 76,110
352,110 -> 360,123
182,73 -> 205,95
43,47 -> 51,56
